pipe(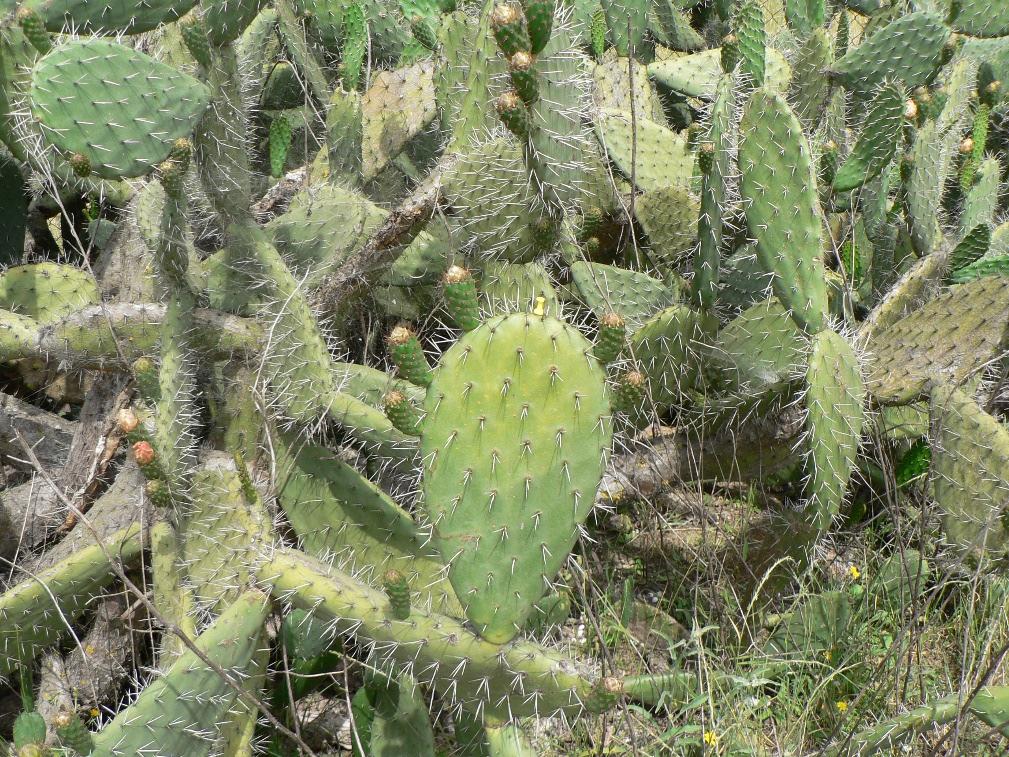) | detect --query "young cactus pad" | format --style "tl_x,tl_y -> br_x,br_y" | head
420,312 -> 612,643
